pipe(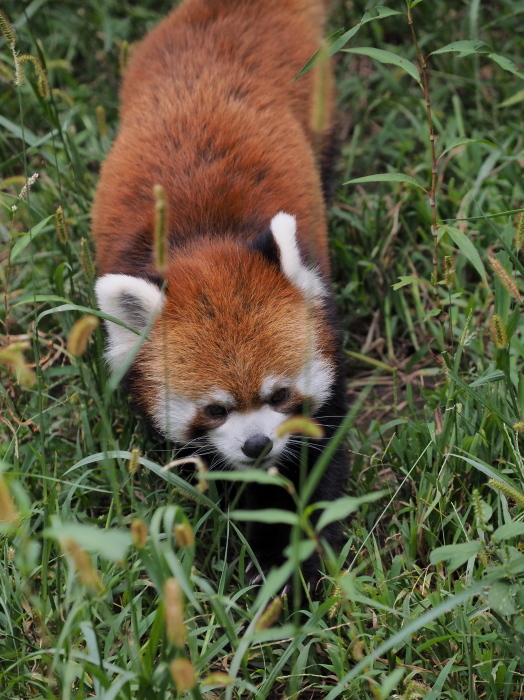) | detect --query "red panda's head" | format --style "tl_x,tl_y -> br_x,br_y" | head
95,213 -> 336,470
